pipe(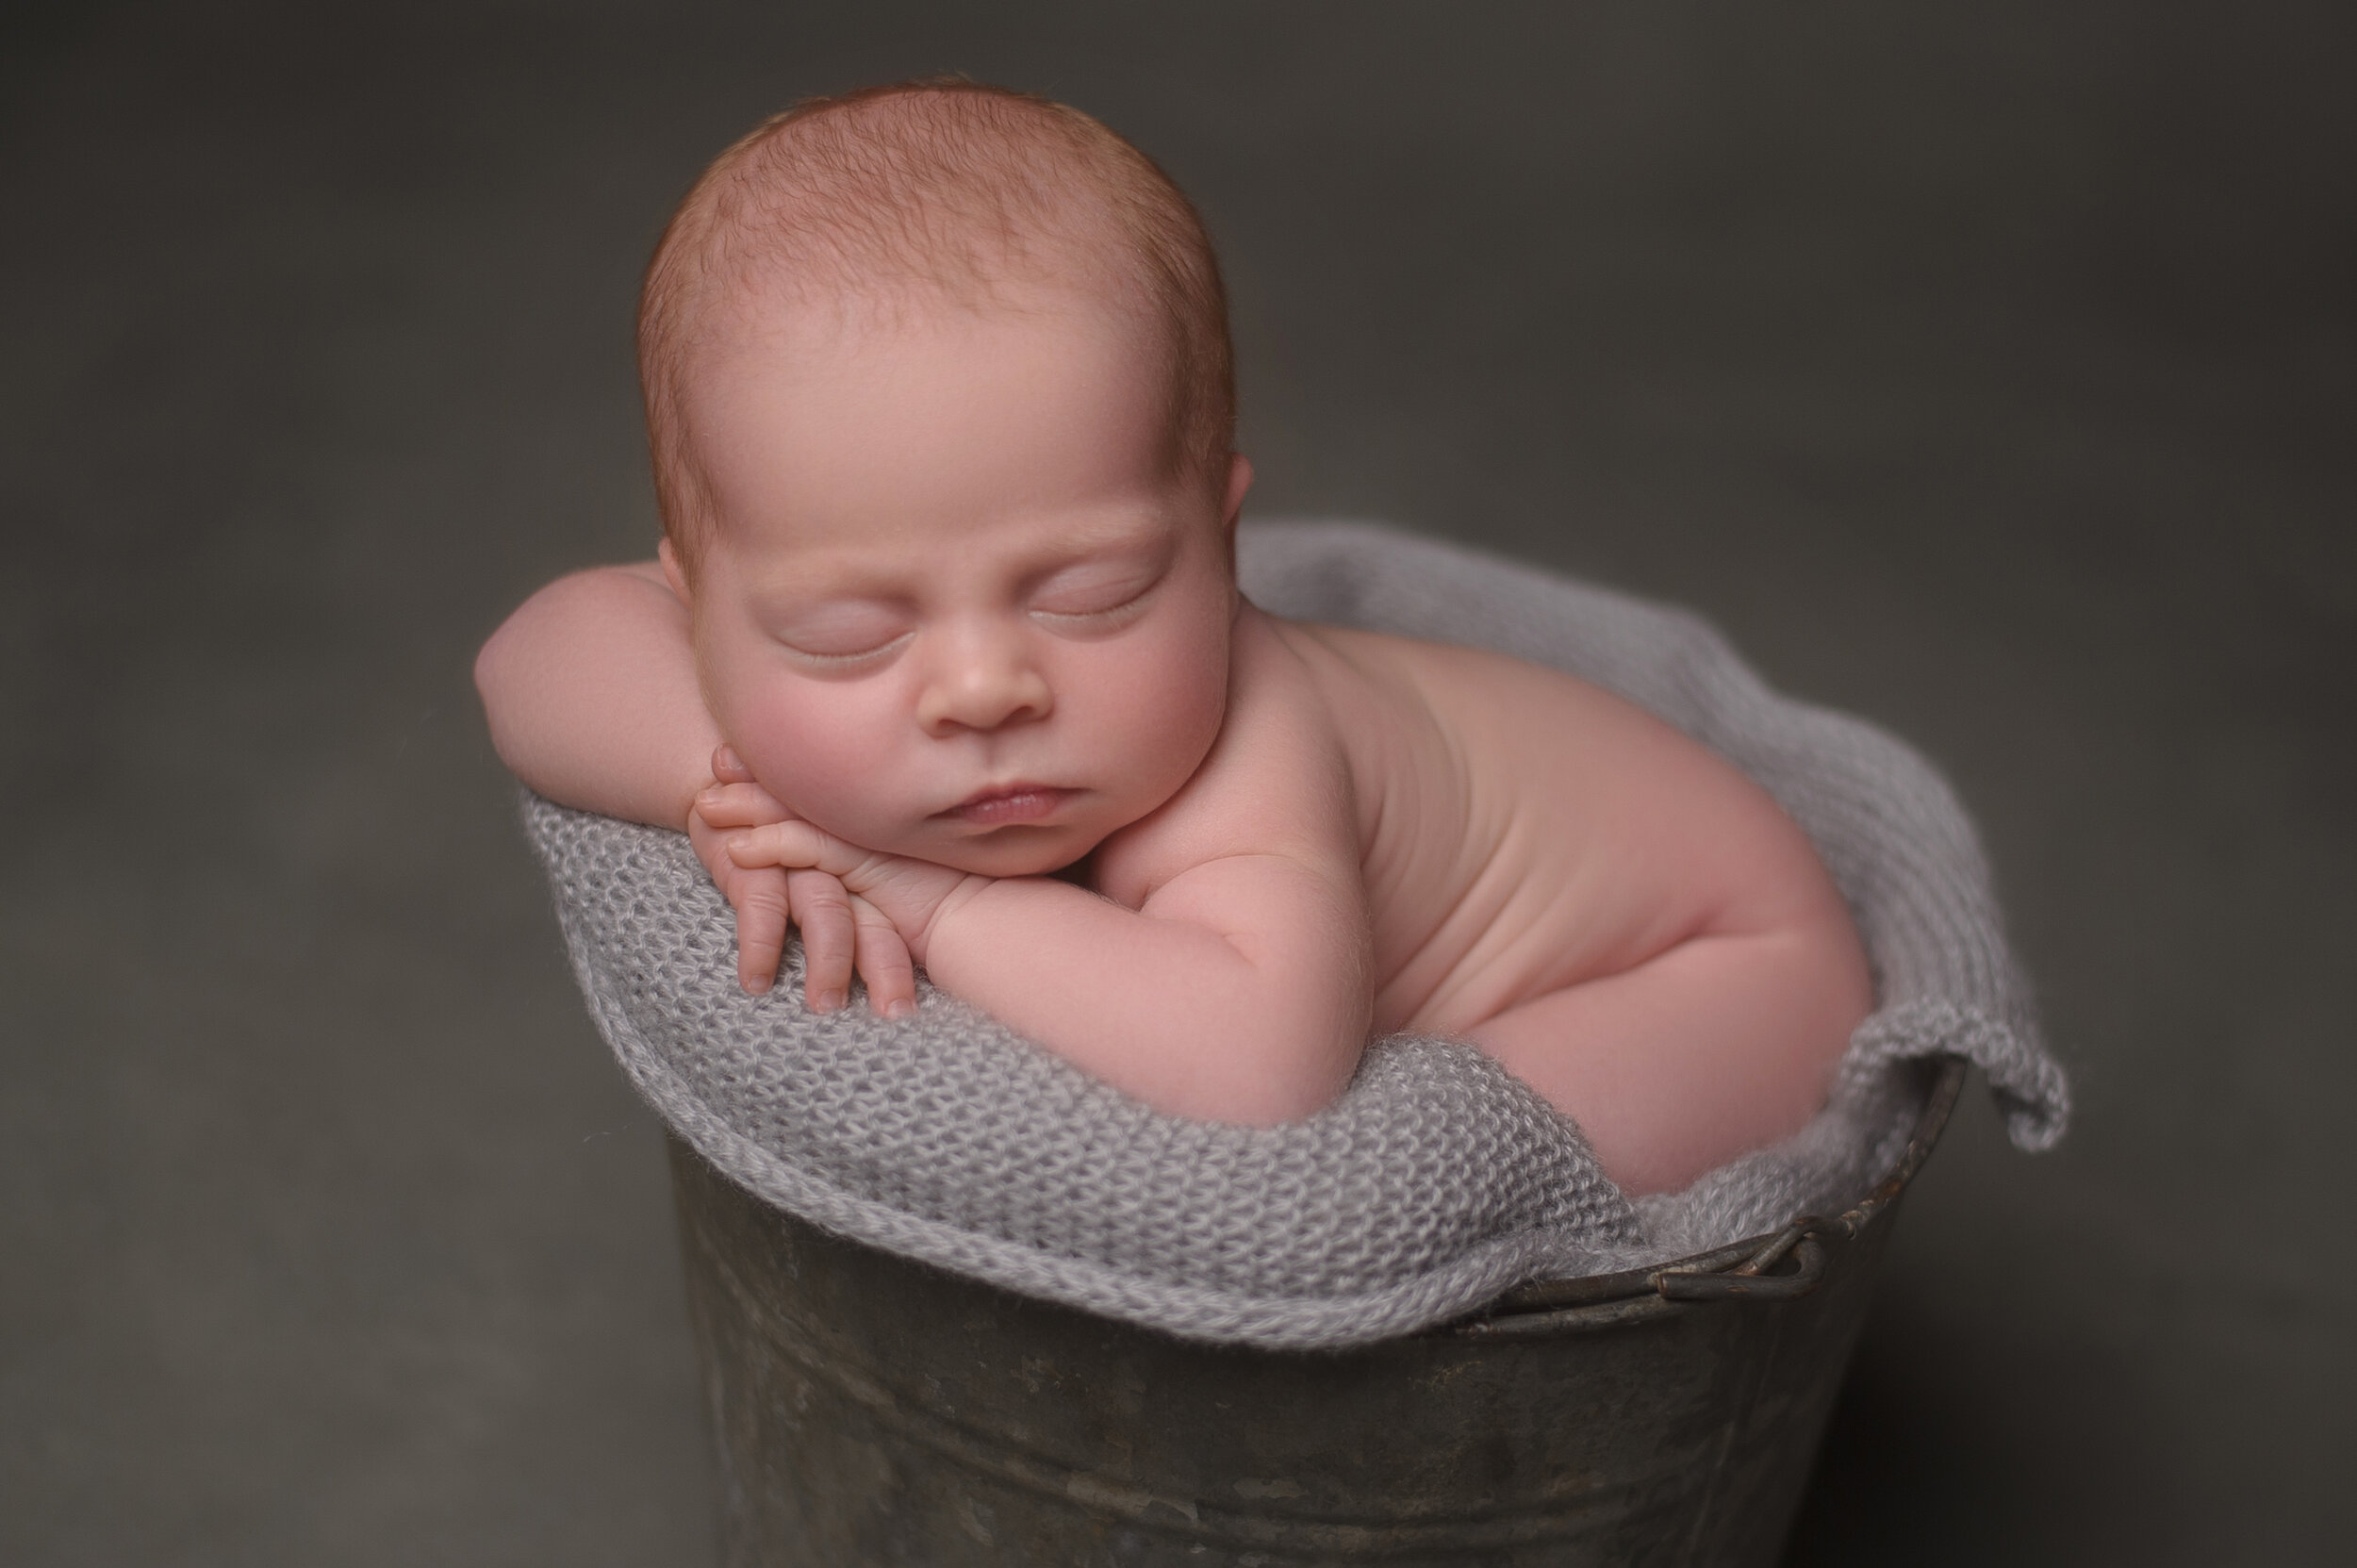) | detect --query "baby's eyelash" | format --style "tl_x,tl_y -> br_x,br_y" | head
1030,590 -> 1153,630
784,630 -> 915,668
1030,571 -> 1163,624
